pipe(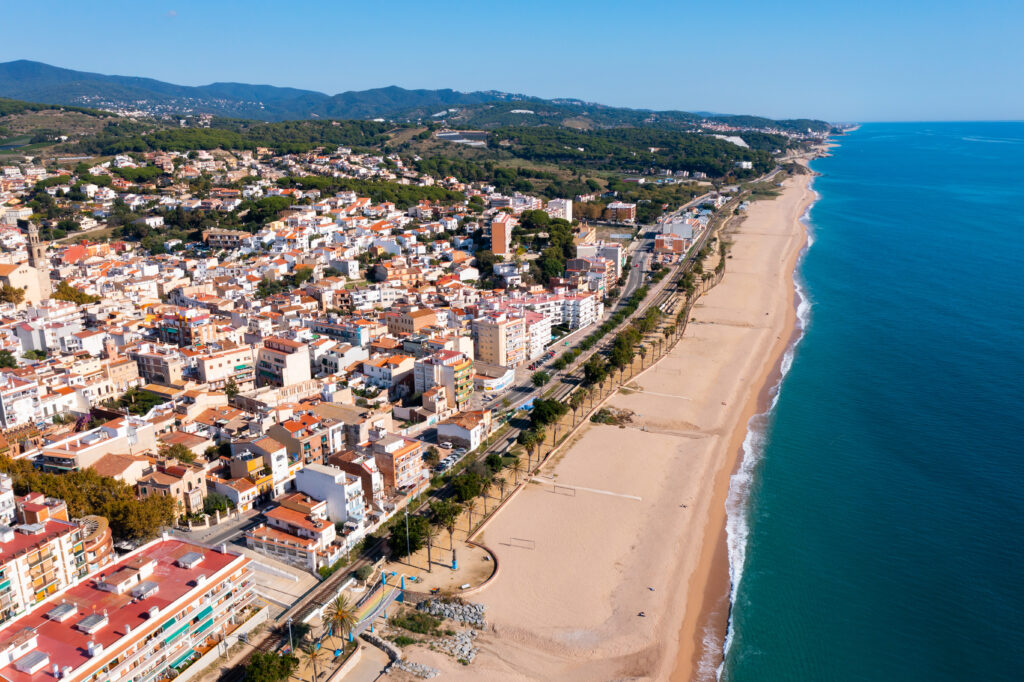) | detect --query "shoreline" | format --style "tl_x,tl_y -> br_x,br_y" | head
674,169 -> 818,682
405,165 -> 821,682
